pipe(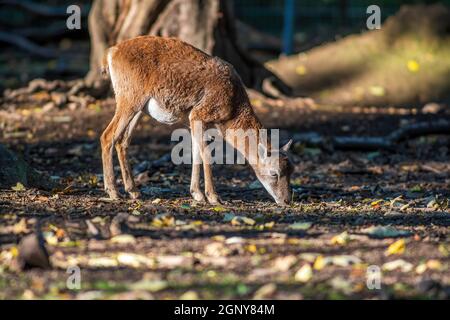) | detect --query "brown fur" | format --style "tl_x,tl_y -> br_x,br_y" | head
101,36 -> 293,205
